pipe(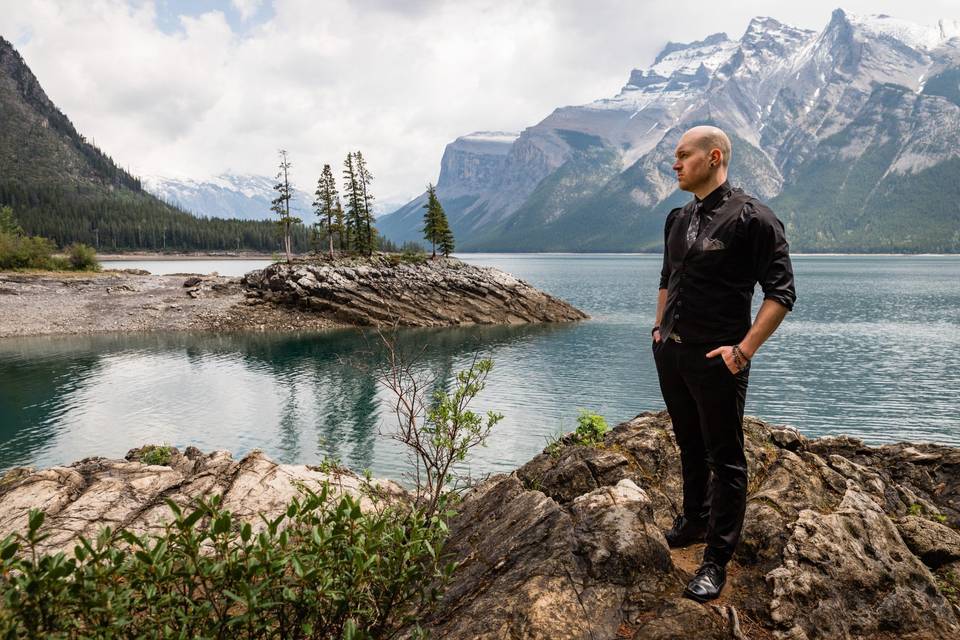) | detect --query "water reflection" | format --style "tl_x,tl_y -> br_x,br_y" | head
2,255 -> 959,482
0,323 -> 574,480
